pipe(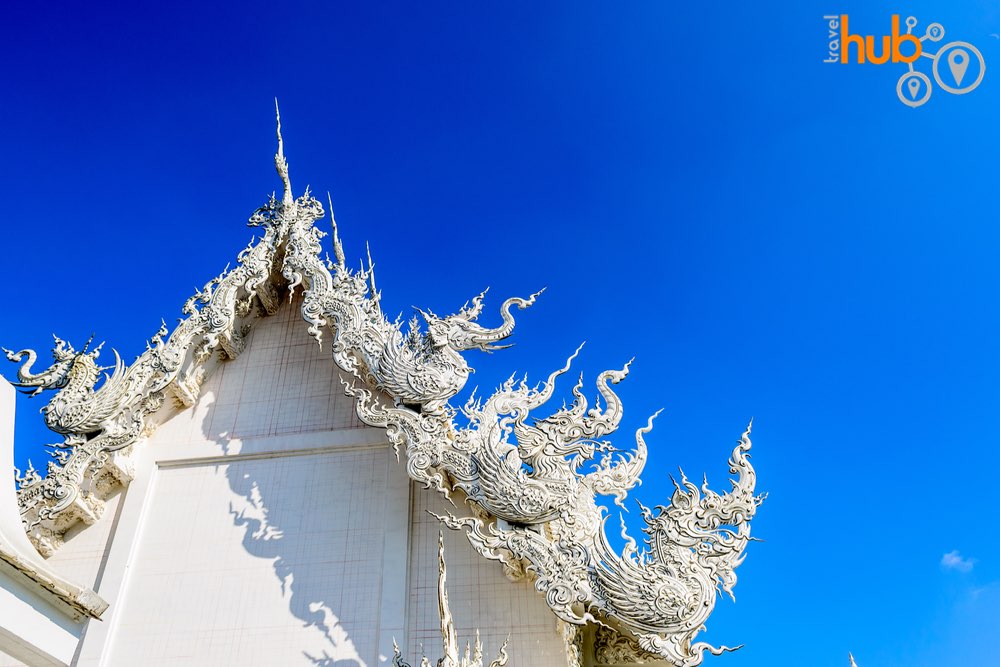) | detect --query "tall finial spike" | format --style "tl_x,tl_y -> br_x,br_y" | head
366,241 -> 378,299
274,98 -> 293,205
327,192 -> 346,268
438,531 -> 460,663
